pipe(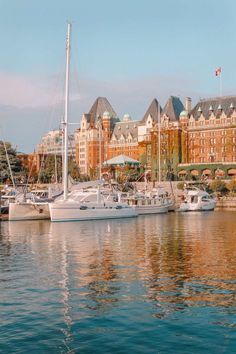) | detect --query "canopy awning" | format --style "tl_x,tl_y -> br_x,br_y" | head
103,154 -> 140,166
